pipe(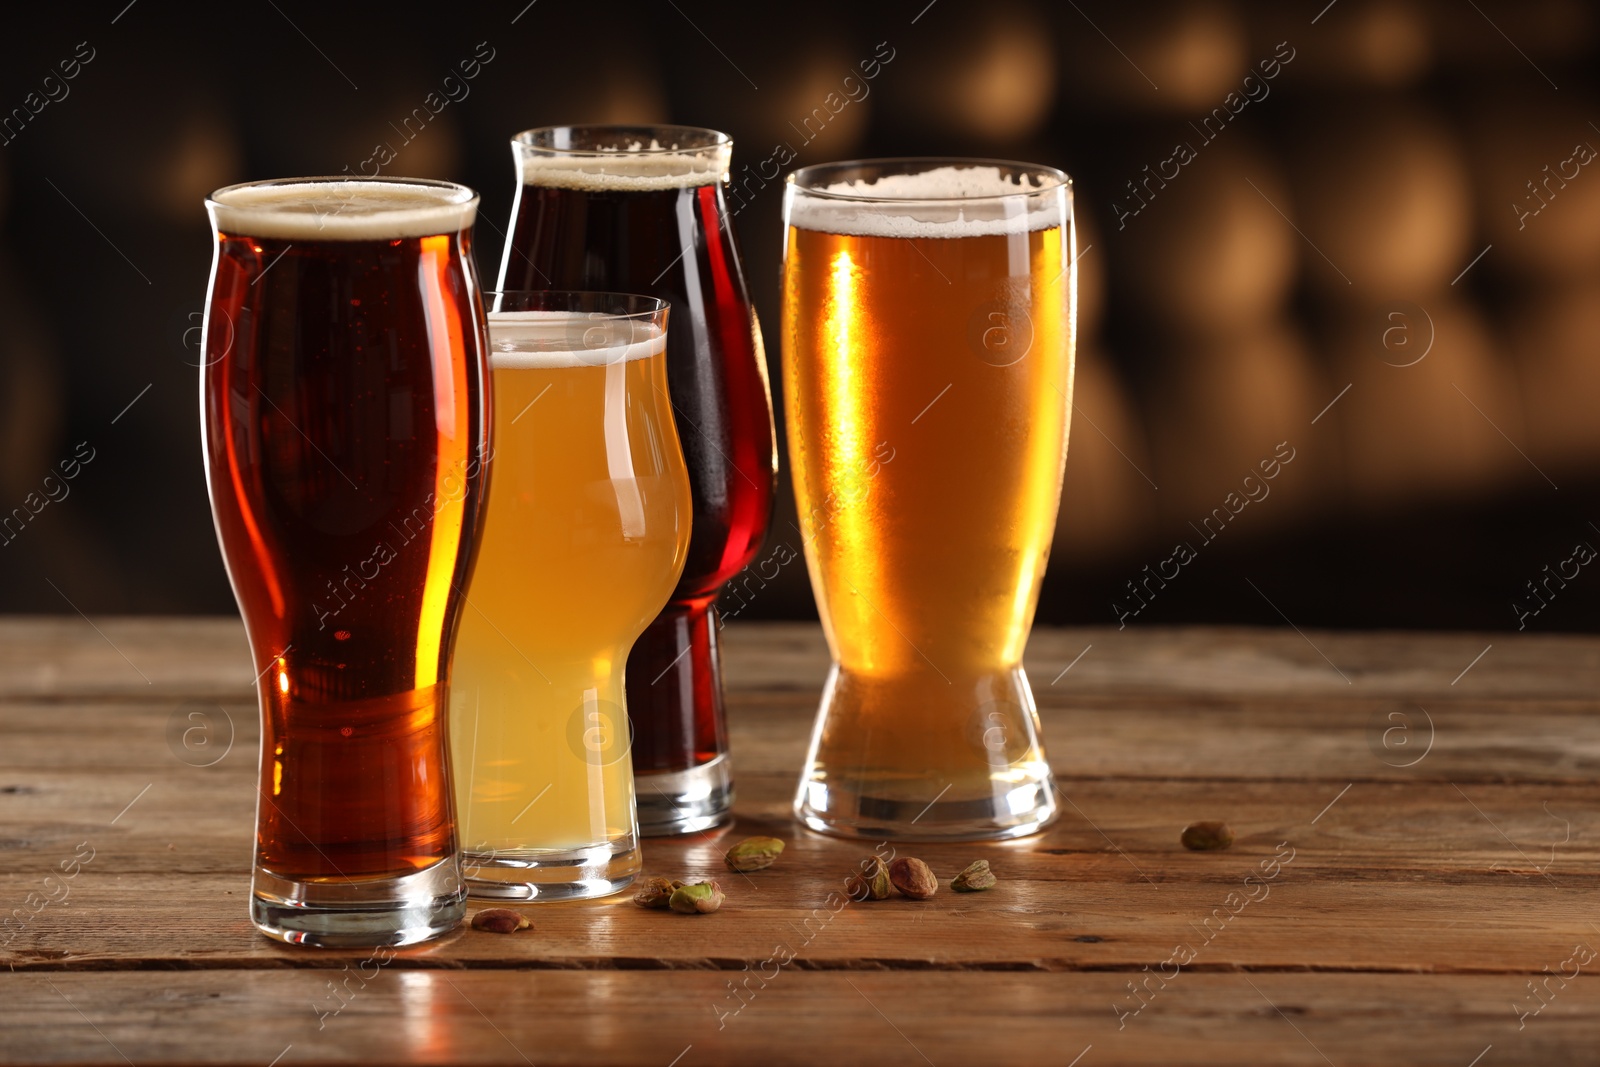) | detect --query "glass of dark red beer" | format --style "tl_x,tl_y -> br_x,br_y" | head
202,177 -> 491,946
497,125 -> 776,835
